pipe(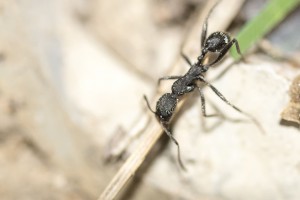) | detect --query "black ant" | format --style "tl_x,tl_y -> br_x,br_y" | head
144,5 -> 260,170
